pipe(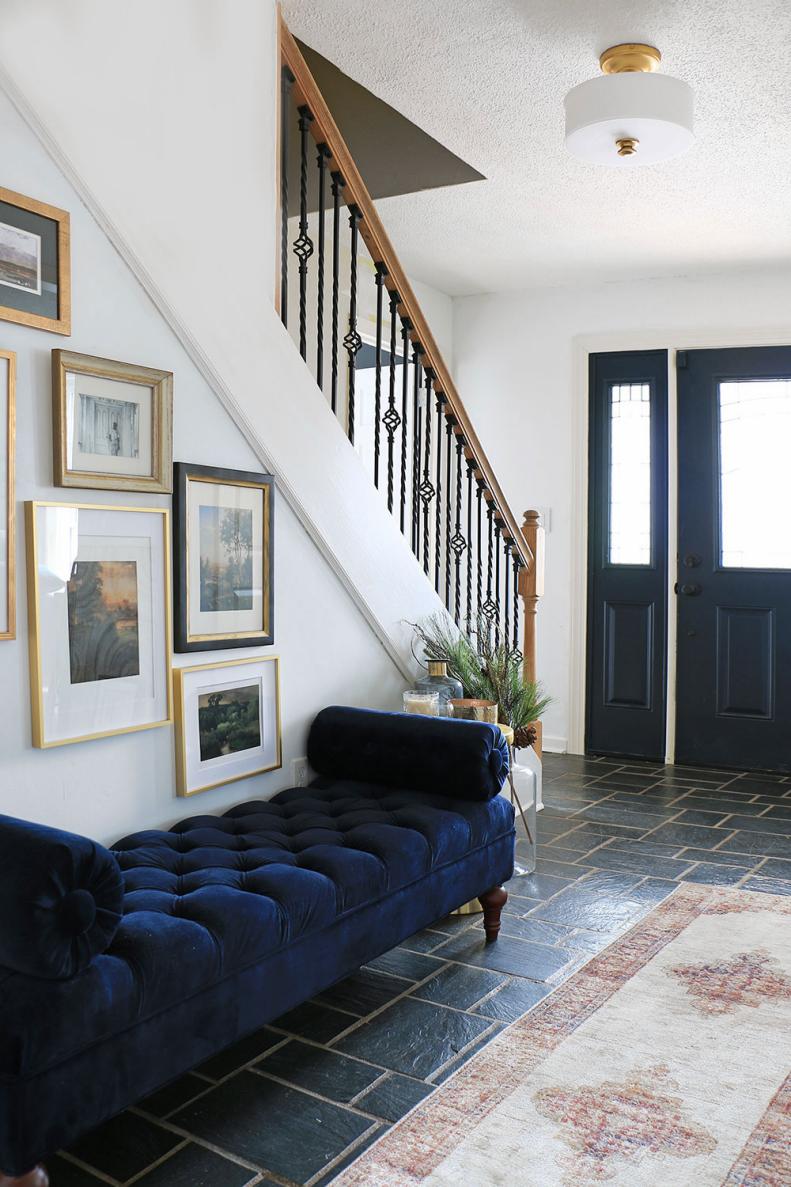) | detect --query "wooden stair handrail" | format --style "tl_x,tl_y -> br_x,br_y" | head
279,17 -> 532,569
